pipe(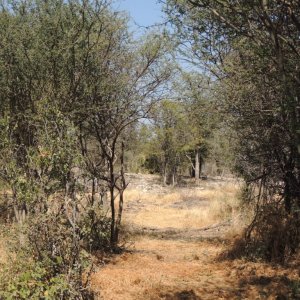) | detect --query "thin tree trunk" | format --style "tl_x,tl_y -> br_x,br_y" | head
172,166 -> 177,186
115,141 -> 126,247
163,162 -> 167,185
109,159 -> 116,248
195,148 -> 200,182
91,177 -> 96,206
